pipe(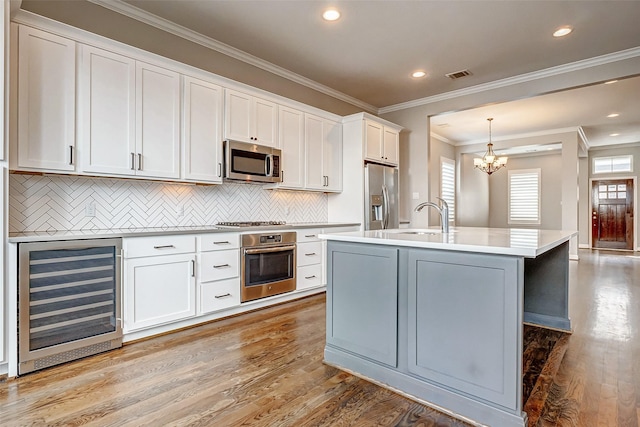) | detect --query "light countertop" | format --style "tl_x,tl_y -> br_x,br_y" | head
9,222 -> 360,243
319,227 -> 577,258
